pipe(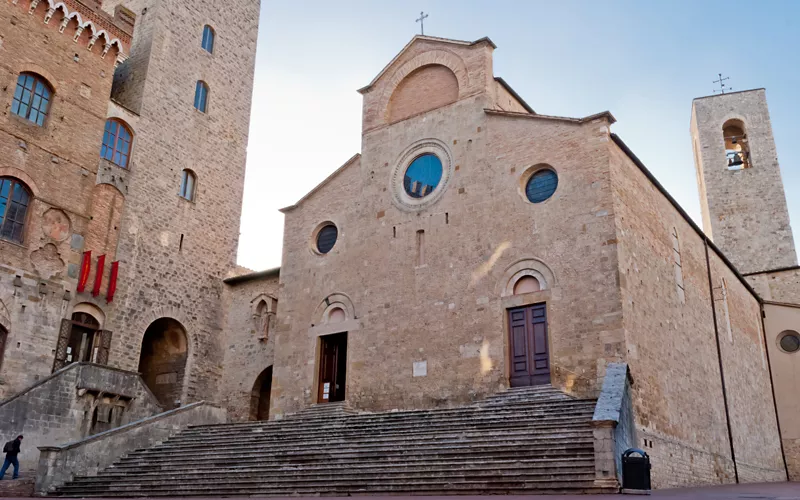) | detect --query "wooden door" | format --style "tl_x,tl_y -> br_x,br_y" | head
508,304 -> 550,386
318,333 -> 347,403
